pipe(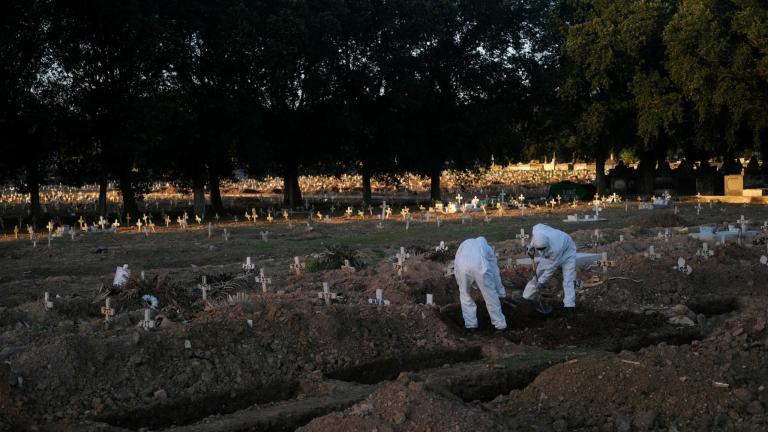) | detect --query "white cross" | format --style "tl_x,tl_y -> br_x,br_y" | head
595,252 -> 615,280
260,231 -> 269,242
195,215 -> 202,225
46,220 -> 54,233
139,308 -> 156,330
643,245 -> 661,260
136,219 -> 143,232
199,276 -> 210,301
345,207 -> 353,218
368,288 -> 390,305
695,203 -> 702,216
318,282 -> 337,305
256,268 -> 272,293
696,242 -> 714,259
455,193 -> 463,204
400,207 -> 409,220
243,257 -> 255,273
266,213 -> 274,223
43,292 -> 53,310
516,228 -> 529,246
591,229 -> 603,243
435,241 -> 448,252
